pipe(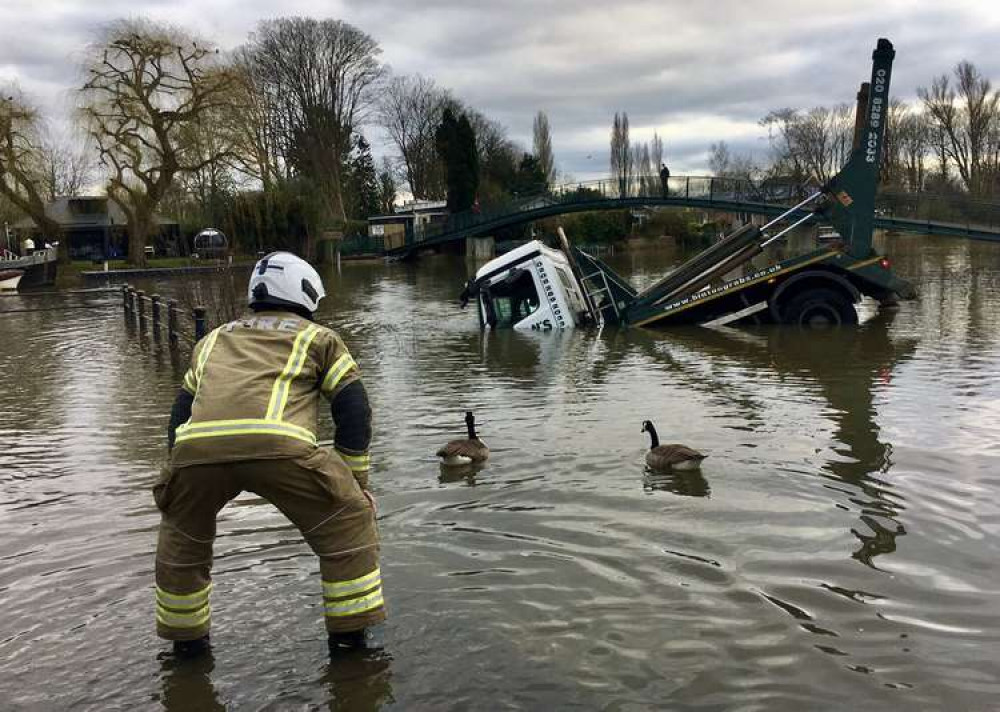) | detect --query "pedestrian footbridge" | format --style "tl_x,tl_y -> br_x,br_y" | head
367,175 -> 1000,259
